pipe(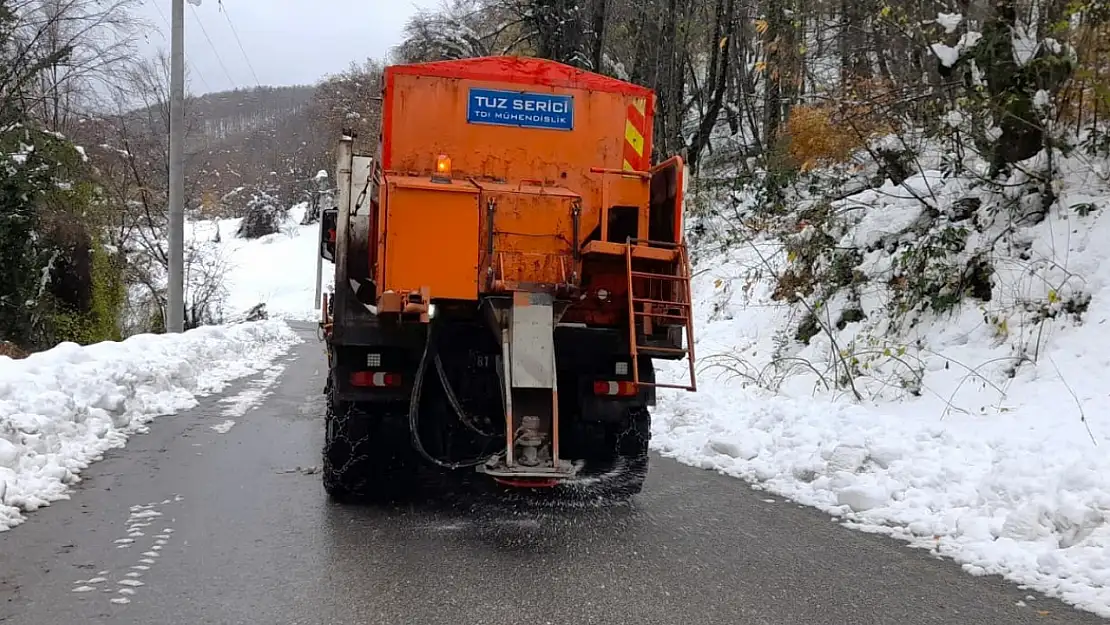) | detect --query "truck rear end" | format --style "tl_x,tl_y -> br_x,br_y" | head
320,56 -> 696,500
